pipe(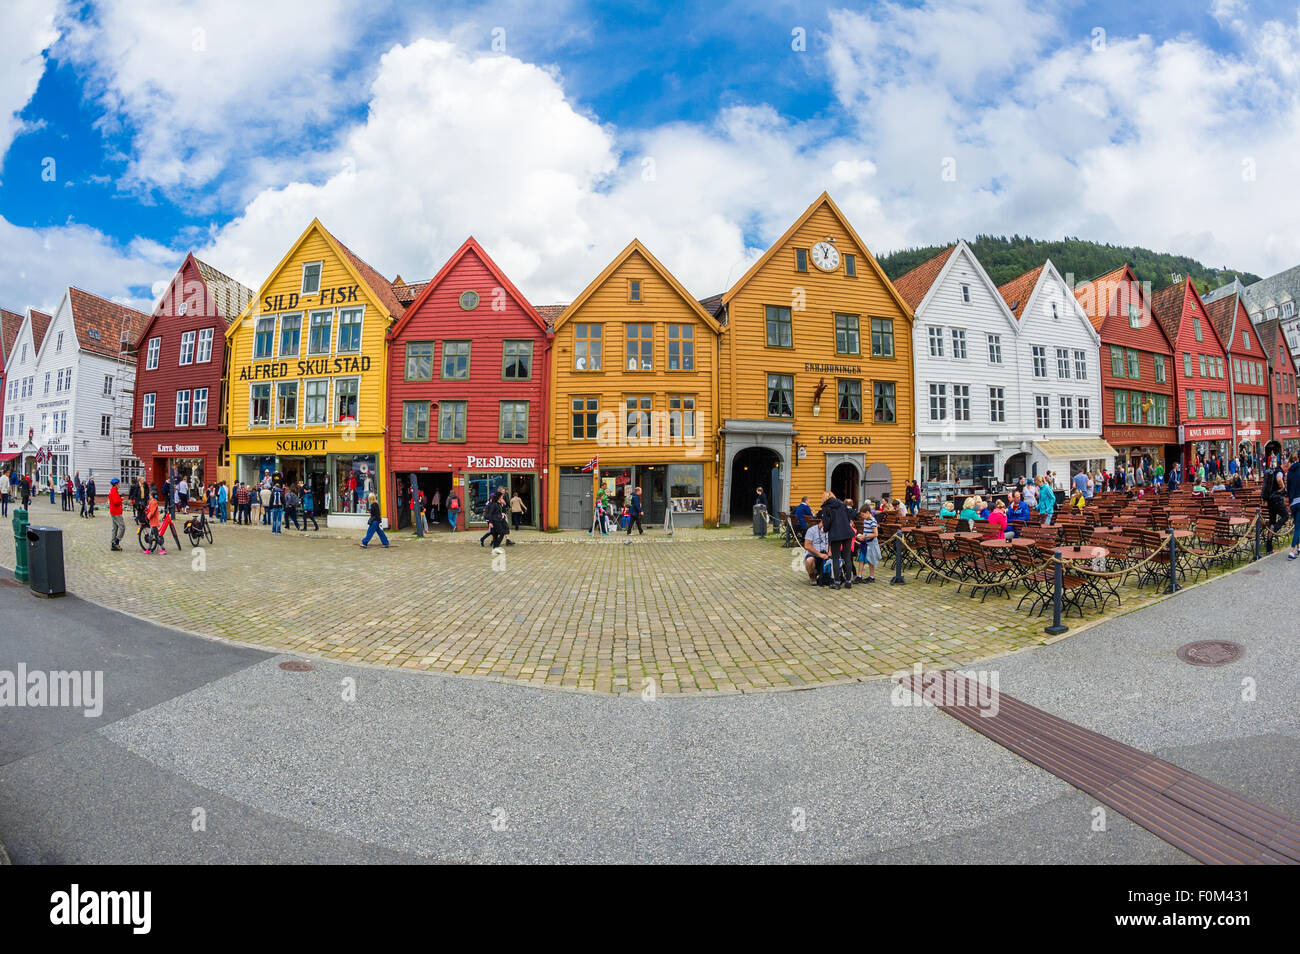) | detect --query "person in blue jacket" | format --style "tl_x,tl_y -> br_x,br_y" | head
626,485 -> 644,535
1037,477 -> 1056,525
